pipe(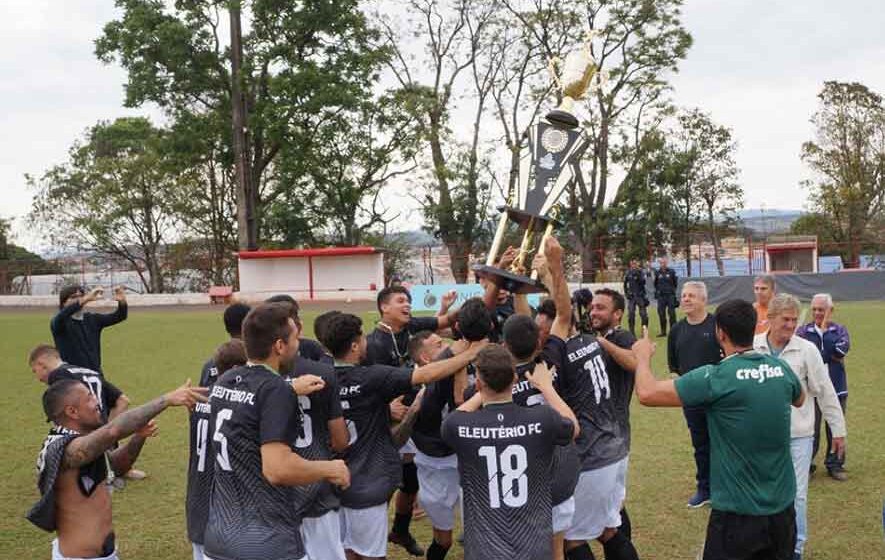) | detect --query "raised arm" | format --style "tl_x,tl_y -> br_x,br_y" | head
96,287 -> 128,328
633,328 -> 683,407
391,387 -> 425,448
108,420 -> 157,475
534,237 -> 572,340
411,340 -> 488,386
525,362 -> 579,439
50,301 -> 83,335
62,380 -> 207,470
598,336 -> 637,373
